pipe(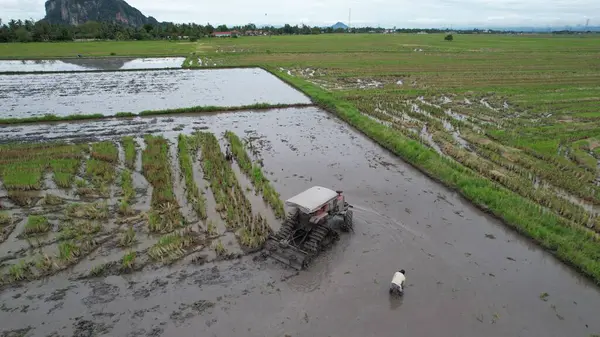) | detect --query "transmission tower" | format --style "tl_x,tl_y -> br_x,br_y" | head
349,8 -> 351,31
